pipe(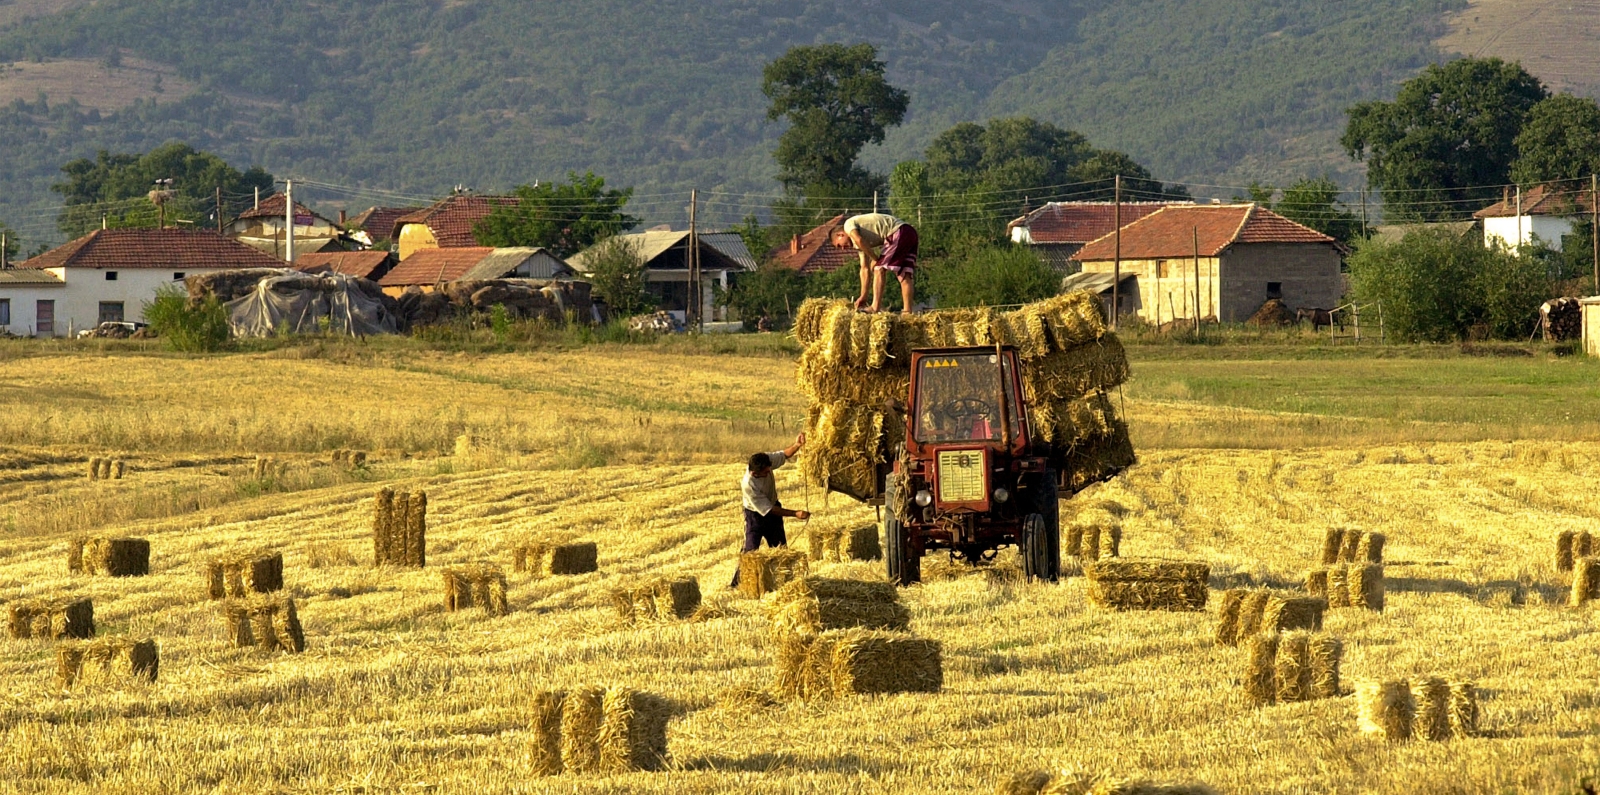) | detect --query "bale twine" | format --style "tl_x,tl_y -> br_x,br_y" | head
56,638 -> 158,688
442,564 -> 510,616
767,577 -> 909,635
846,526 -> 882,561
560,686 -> 606,773
6,598 -> 94,640
597,687 -> 672,772
1309,636 -> 1343,699
531,691 -> 566,775
737,547 -> 809,598
821,629 -> 942,696
1214,589 -> 1246,646
516,542 -> 600,577
1448,682 -> 1479,737
1244,632 -> 1280,706
70,536 -> 150,577
205,551 -> 284,600
1357,680 -> 1415,740
1571,557 -> 1600,606
609,577 -> 701,624
1274,632 -> 1313,703
1349,564 -> 1385,611
1412,676 -> 1453,741
222,596 -> 306,653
